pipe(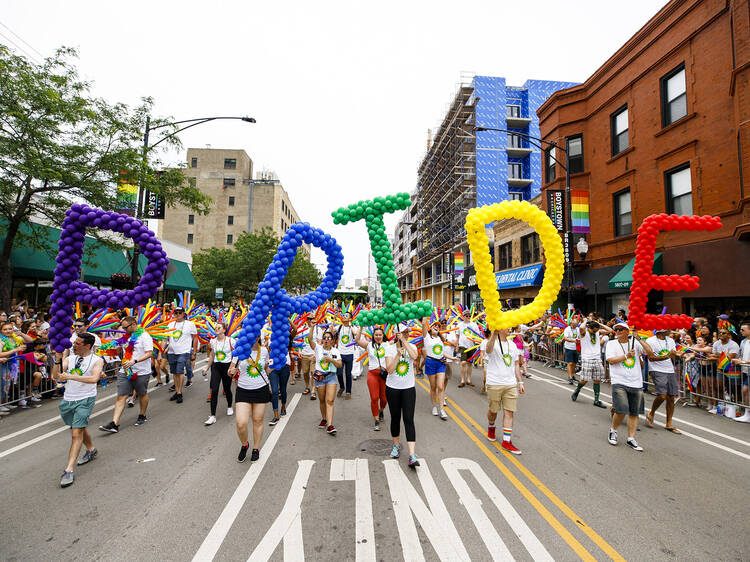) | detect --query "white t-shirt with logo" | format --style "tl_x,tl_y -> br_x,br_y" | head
458,321 -> 479,348
315,346 -> 341,374
606,339 -> 644,387
125,331 -> 154,376
387,349 -> 415,390
646,336 -> 676,373
237,347 -> 269,390
424,334 -> 445,360
580,330 -> 607,361
485,337 -> 521,386
563,326 -> 578,351
167,320 -> 197,355
210,337 -> 236,364
300,328 -> 315,356
337,325 -> 355,356
367,342 -> 393,371
63,353 -> 101,401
